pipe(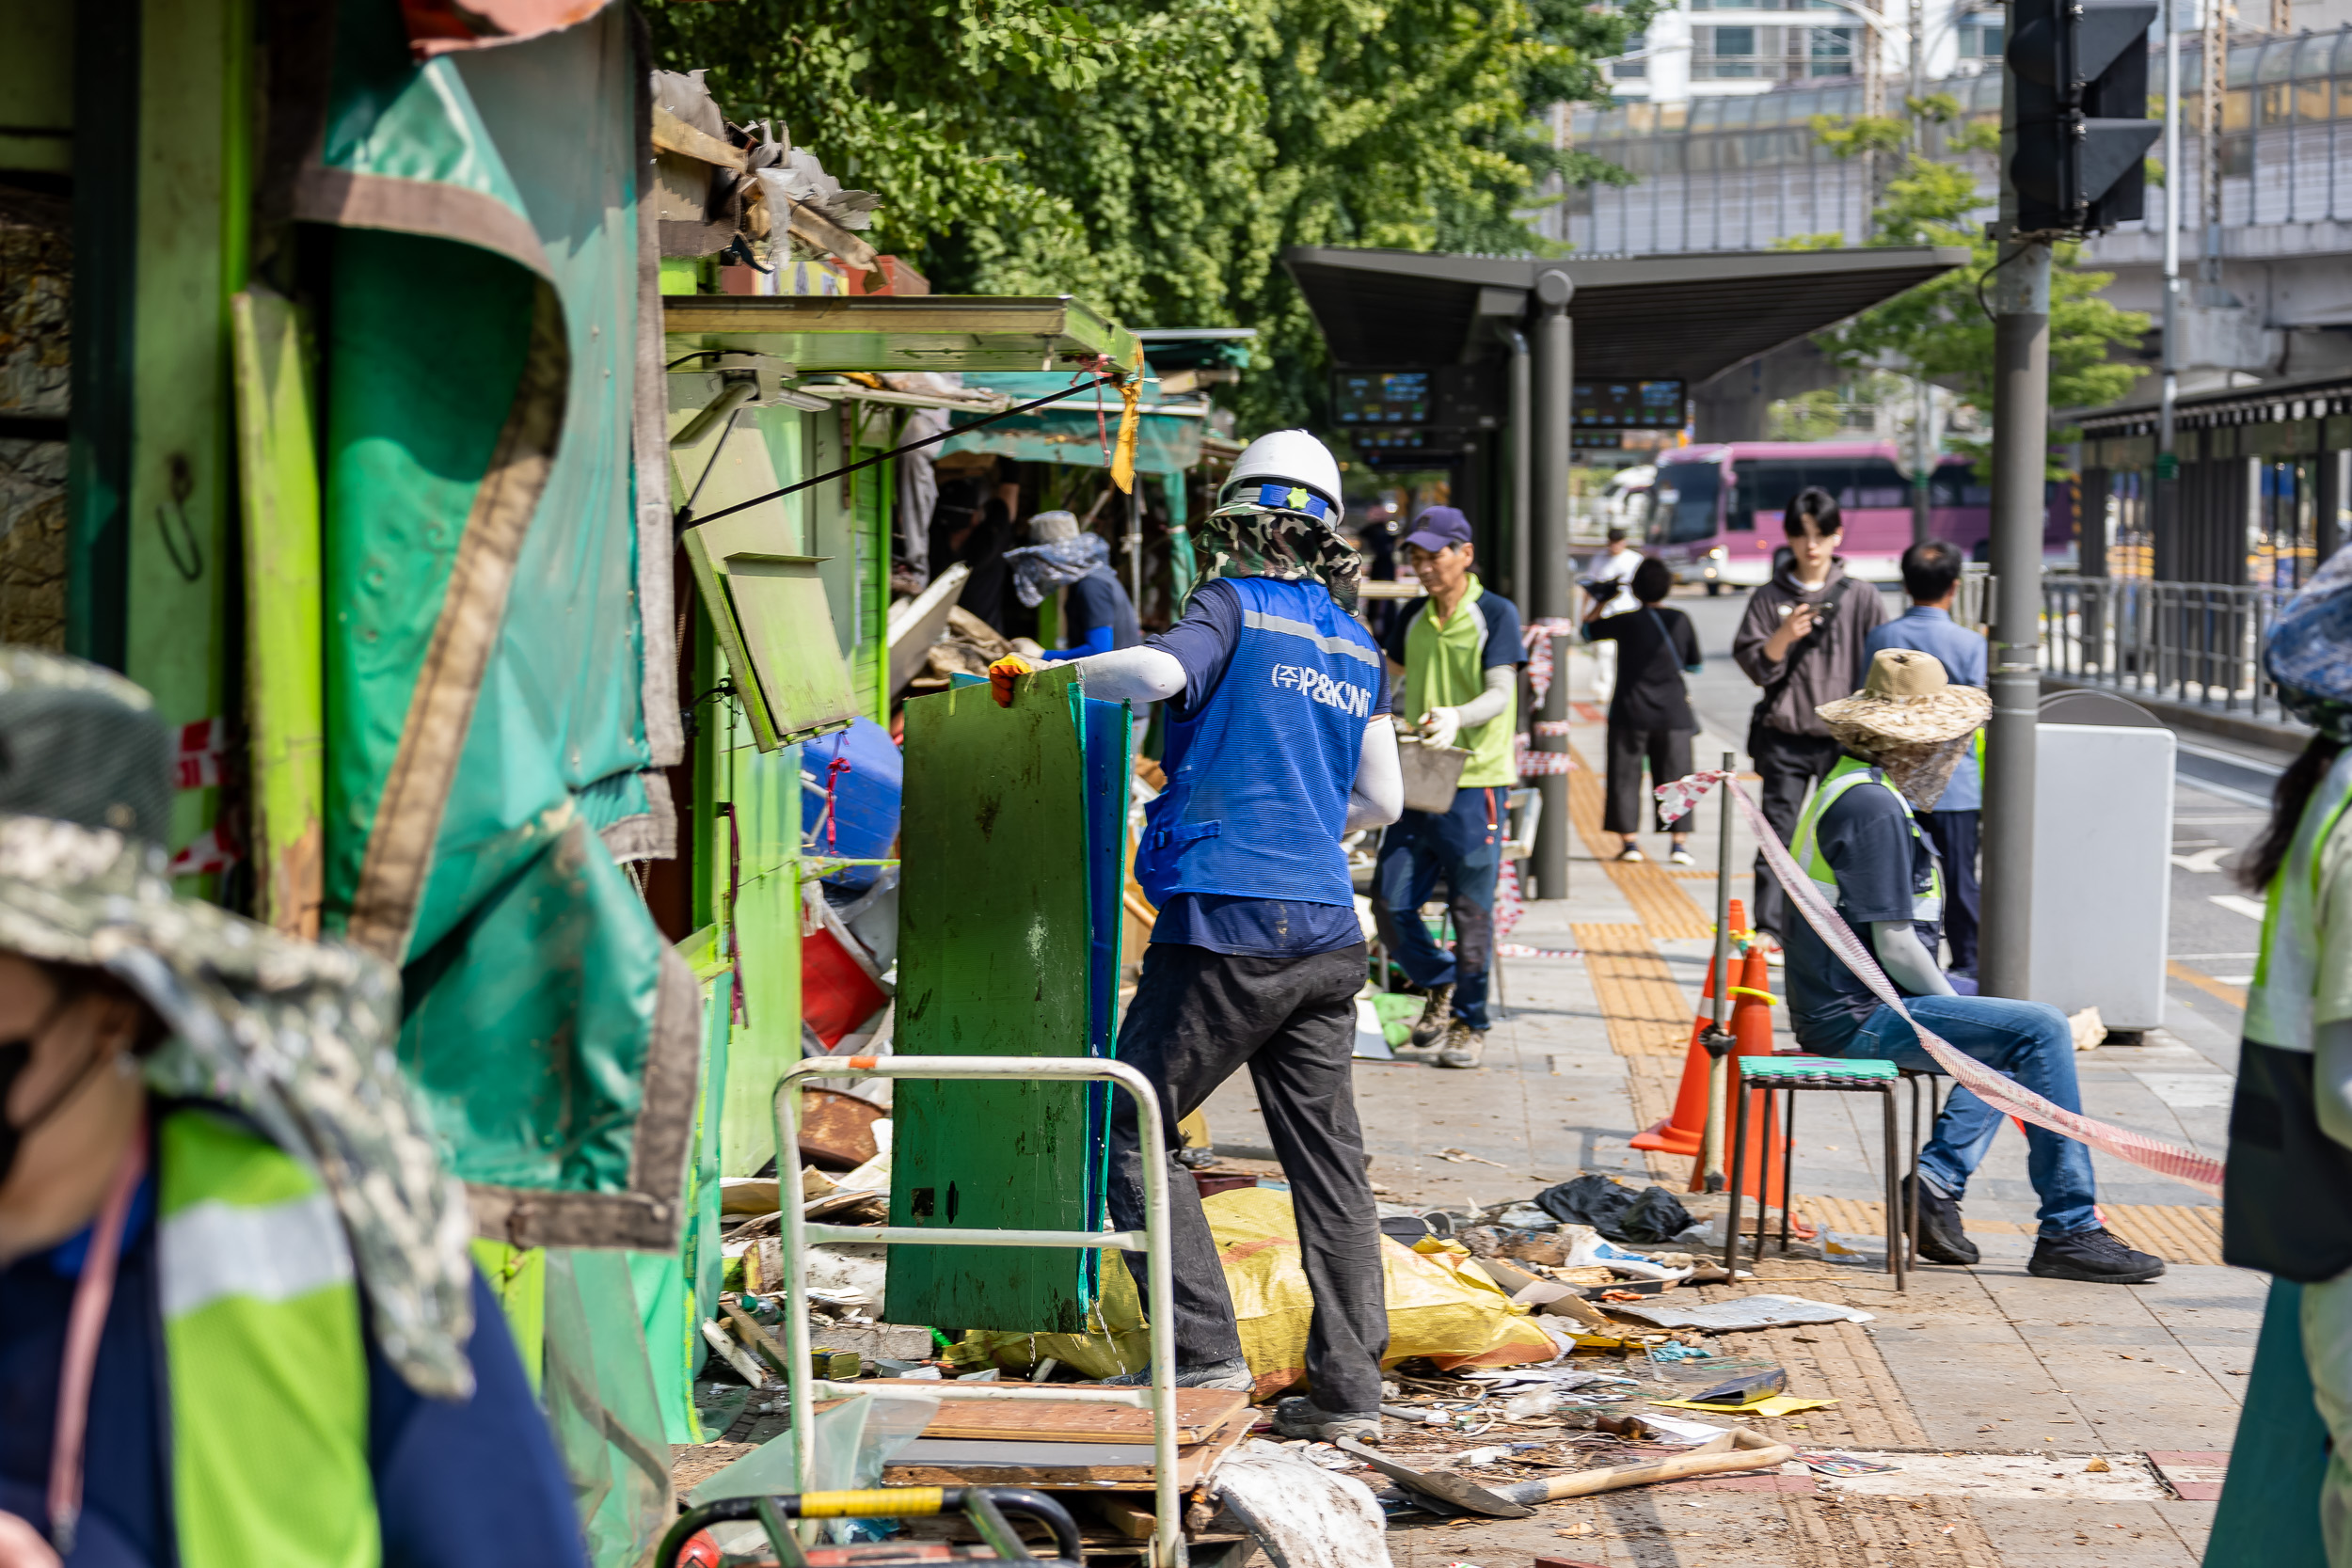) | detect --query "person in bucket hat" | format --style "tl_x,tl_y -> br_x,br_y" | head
1782,648 -> 2164,1285
0,650 -> 582,1568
